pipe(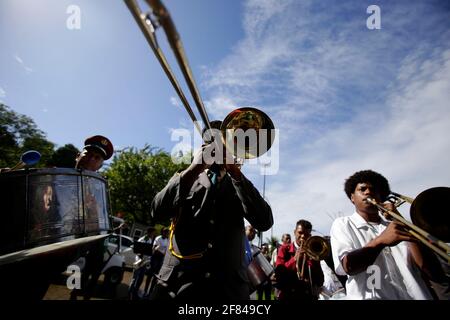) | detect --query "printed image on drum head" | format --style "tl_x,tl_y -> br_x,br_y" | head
28,183 -> 63,242
83,176 -> 108,233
